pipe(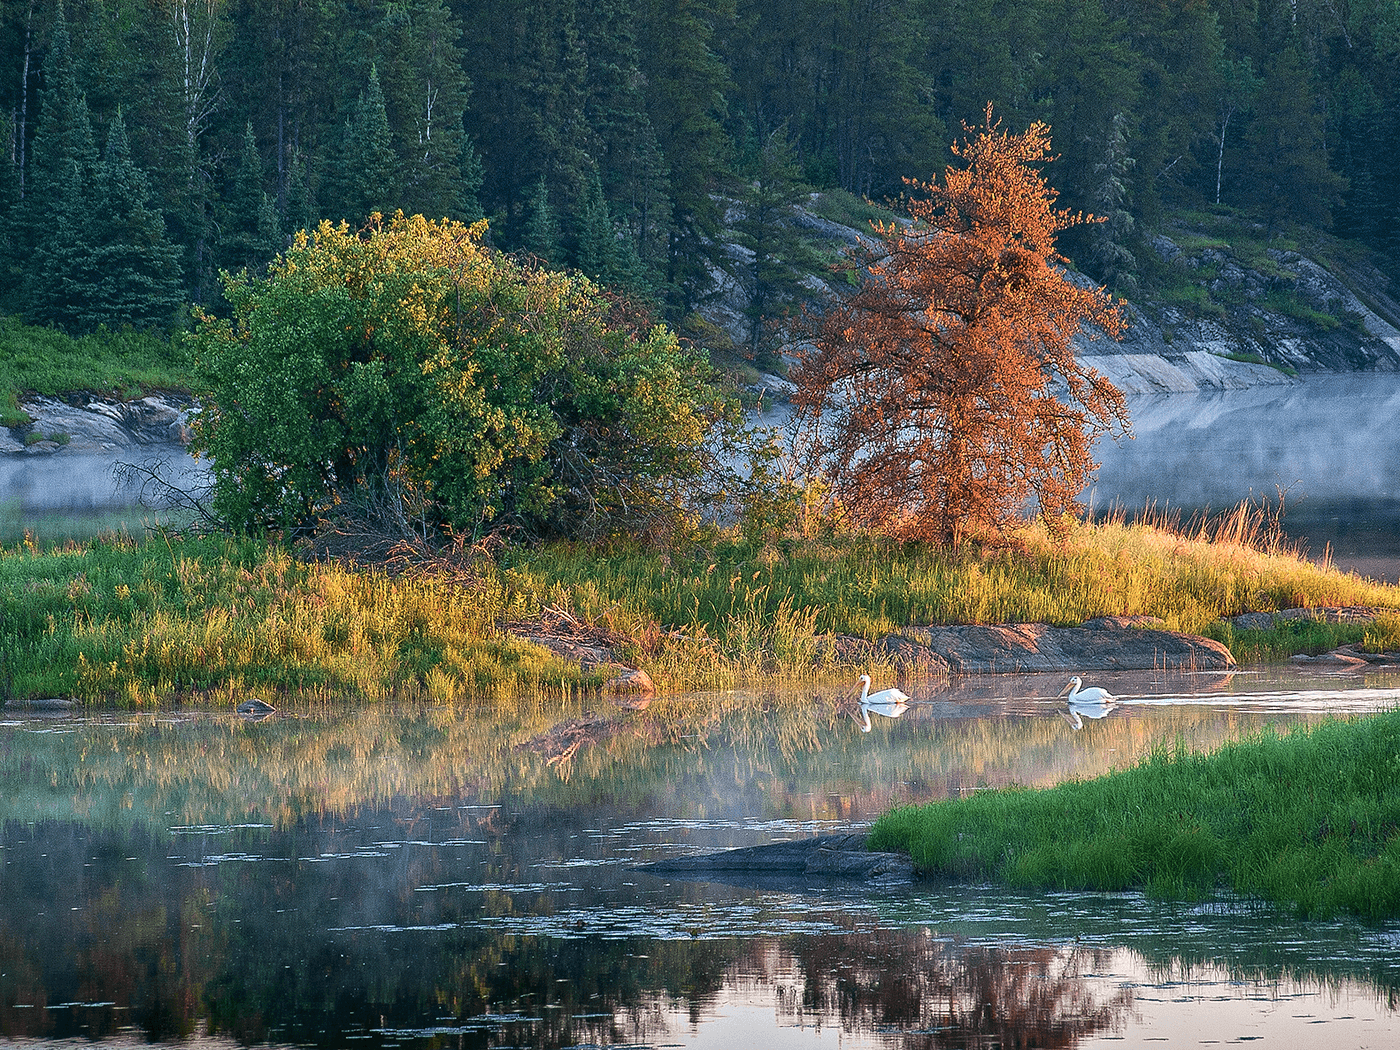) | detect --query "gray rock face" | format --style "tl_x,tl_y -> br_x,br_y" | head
5,394 -> 194,454
826,616 -> 1233,675
696,200 -> 1400,398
